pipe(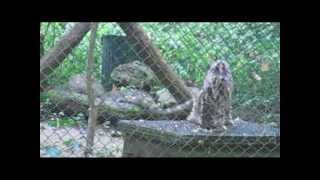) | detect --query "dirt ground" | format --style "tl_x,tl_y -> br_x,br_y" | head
40,121 -> 124,157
